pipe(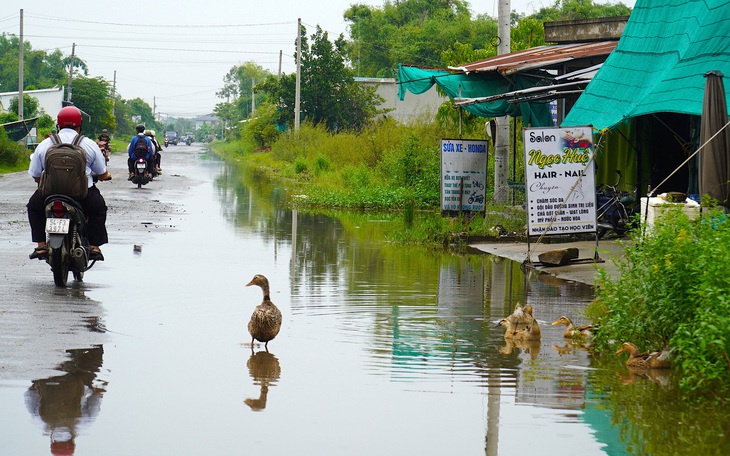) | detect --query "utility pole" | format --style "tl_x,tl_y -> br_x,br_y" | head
112,70 -> 117,116
153,96 -> 156,118
493,0 -> 511,204
66,43 -> 76,103
18,9 -> 24,120
251,77 -> 255,114
294,18 -> 301,131
278,50 -> 282,81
